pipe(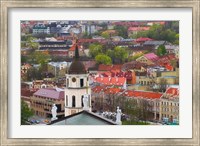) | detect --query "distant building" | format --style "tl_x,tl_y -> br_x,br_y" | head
38,40 -> 70,51
48,61 -> 70,77
128,27 -> 150,37
31,88 -> 65,118
32,24 -> 50,34
81,24 -> 97,35
159,87 -> 179,124
136,53 -> 159,65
